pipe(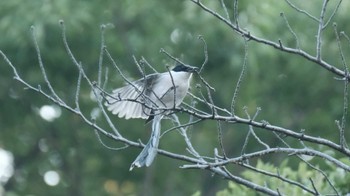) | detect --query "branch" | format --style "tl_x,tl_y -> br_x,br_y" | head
175,107 -> 350,157
284,0 -> 319,22
189,0 -> 348,80
241,163 -> 316,195
185,147 -> 350,172
280,12 -> 300,49
2,2 -> 350,194
231,38 -> 248,114
316,0 -> 329,60
333,23 -> 349,149
31,26 -> 65,105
